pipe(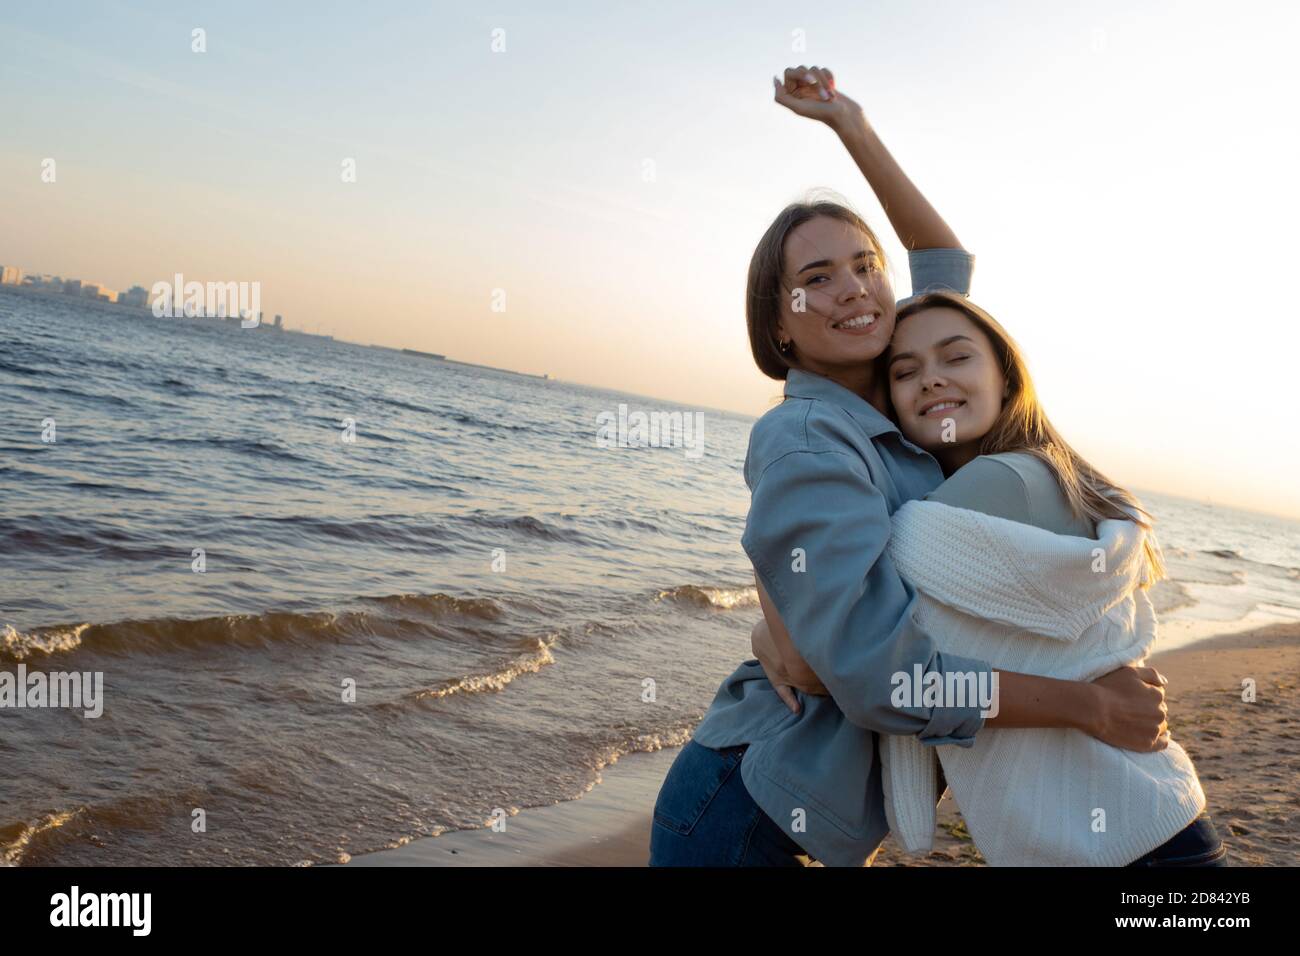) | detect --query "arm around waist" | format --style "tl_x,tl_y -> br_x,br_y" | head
743,445 -> 992,745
